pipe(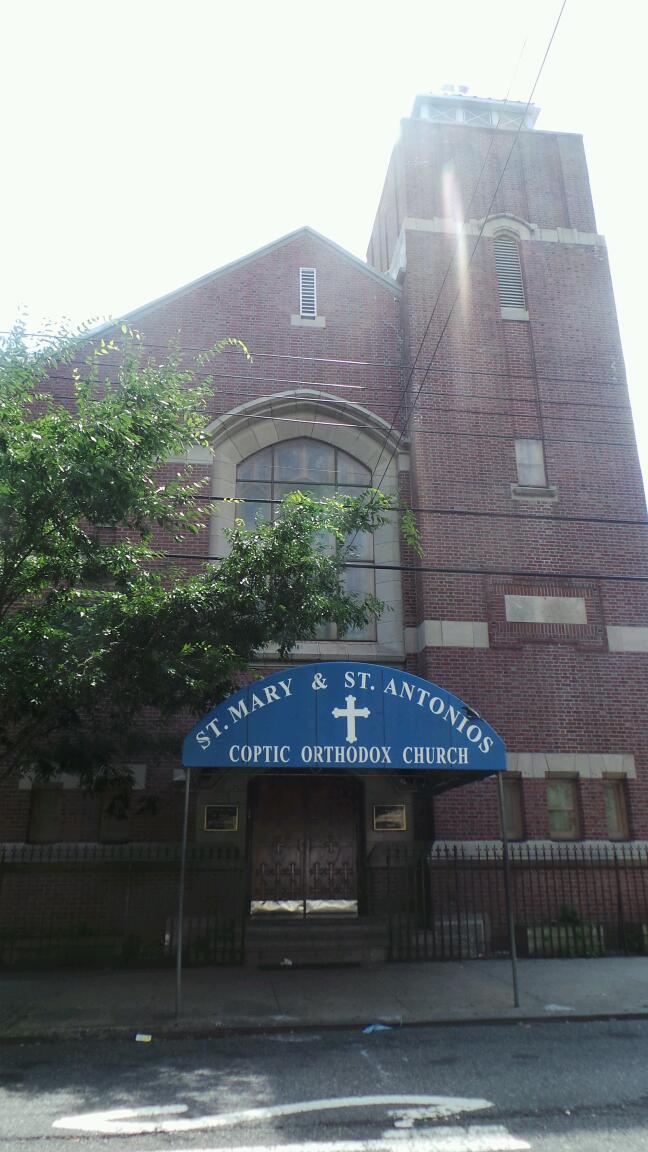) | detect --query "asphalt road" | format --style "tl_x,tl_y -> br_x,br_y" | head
1,1019 -> 647,1151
